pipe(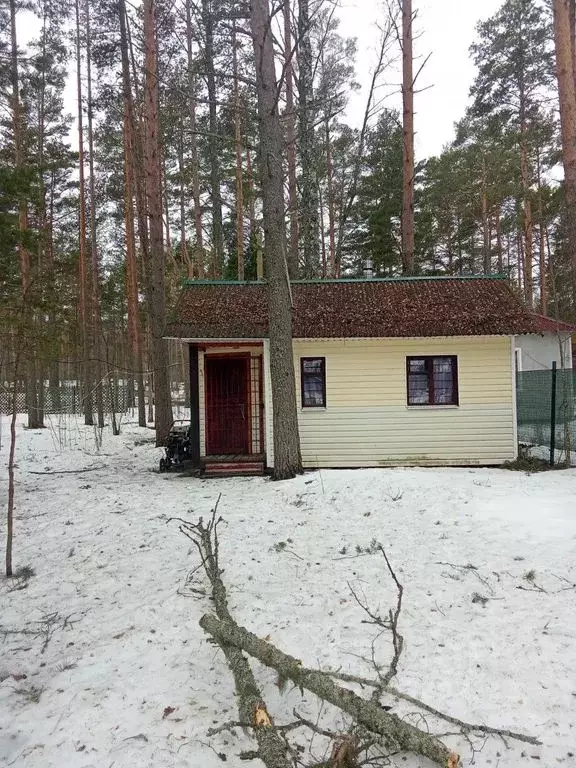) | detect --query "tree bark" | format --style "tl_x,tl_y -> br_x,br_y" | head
178,127 -> 193,278
249,0 -> 302,480
202,0 -> 223,277
325,118 -> 336,277
200,615 -> 457,767
401,0 -> 415,275
143,0 -> 173,445
520,134 -> 534,307
85,0 -> 105,428
185,0 -> 205,277
119,0 -> 146,428
284,0 -> 299,278
536,147 -> 548,315
298,0 -> 320,277
553,0 -> 576,280
9,0 -> 43,430
5,371 -> 18,577
75,0 -> 93,426
162,148 -> 172,258
232,20 -> 245,280
178,514 -> 292,768
569,0 -> 576,89
495,204 -> 504,274
481,158 -> 490,273
36,3 -> 50,424
246,140 -> 257,236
